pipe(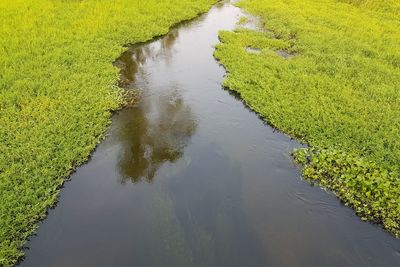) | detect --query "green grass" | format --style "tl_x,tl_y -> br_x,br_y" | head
0,0 -> 215,265
215,0 -> 400,235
